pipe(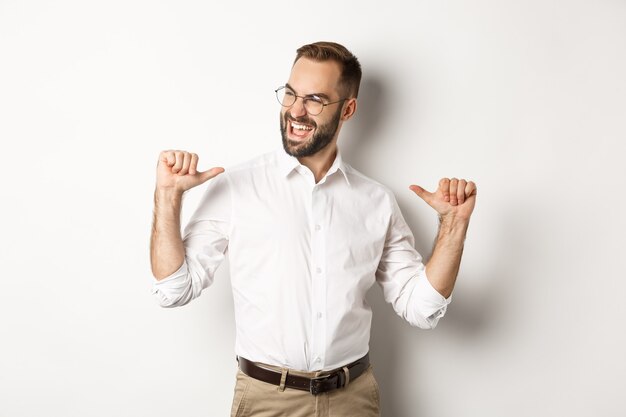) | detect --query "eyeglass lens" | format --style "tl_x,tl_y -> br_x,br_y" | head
276,87 -> 324,115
